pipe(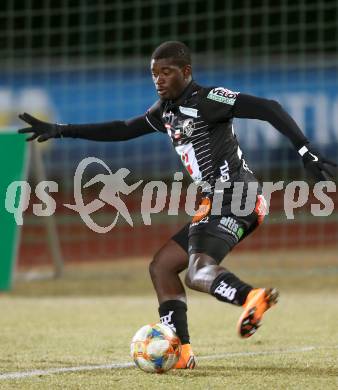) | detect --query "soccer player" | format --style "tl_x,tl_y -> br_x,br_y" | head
18,41 -> 336,369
